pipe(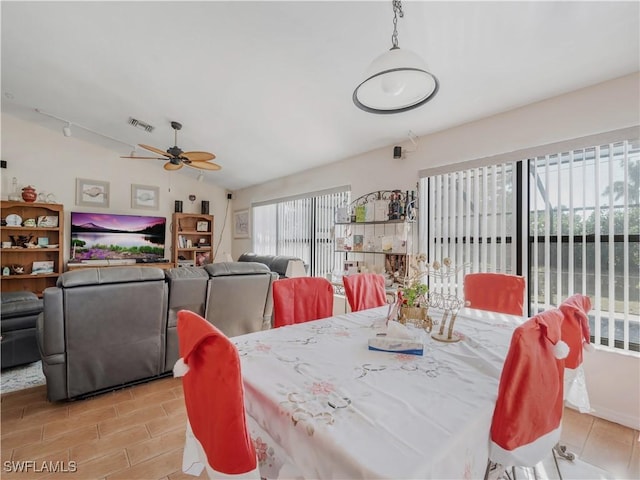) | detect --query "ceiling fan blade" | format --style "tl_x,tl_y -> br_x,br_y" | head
139,144 -> 171,157
182,151 -> 216,162
185,161 -> 222,171
120,155 -> 167,159
164,162 -> 183,171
